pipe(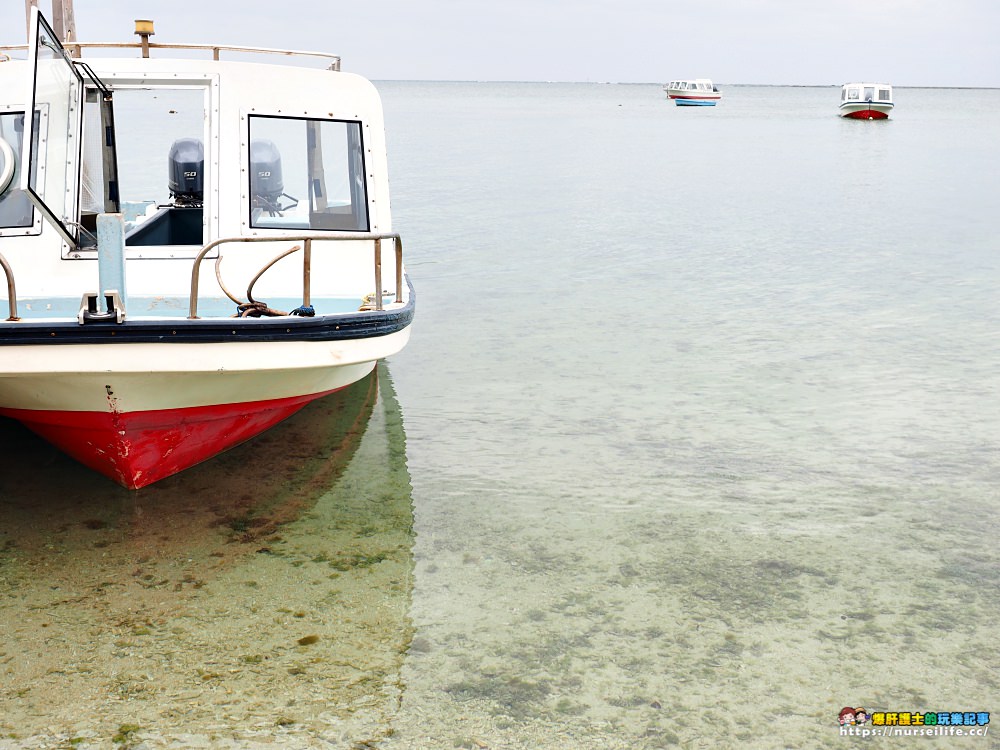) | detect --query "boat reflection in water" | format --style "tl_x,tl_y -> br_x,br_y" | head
0,362 -> 414,746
